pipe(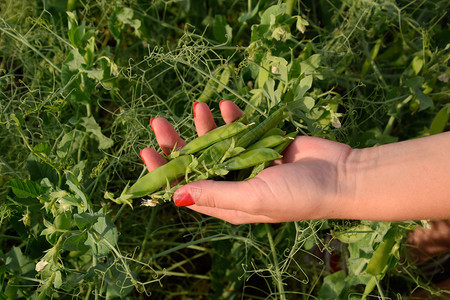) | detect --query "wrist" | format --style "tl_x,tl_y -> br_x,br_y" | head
326,146 -> 369,220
